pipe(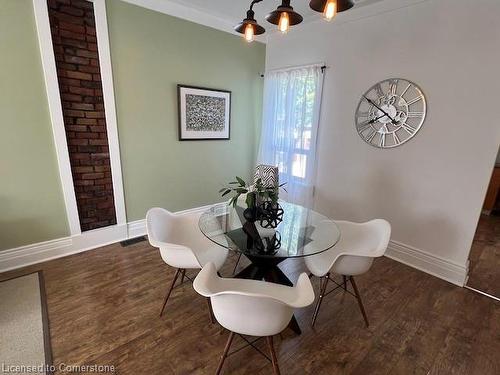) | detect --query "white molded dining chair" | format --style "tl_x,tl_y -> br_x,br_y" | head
305,219 -> 391,327
194,262 -> 315,375
146,207 -> 229,318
